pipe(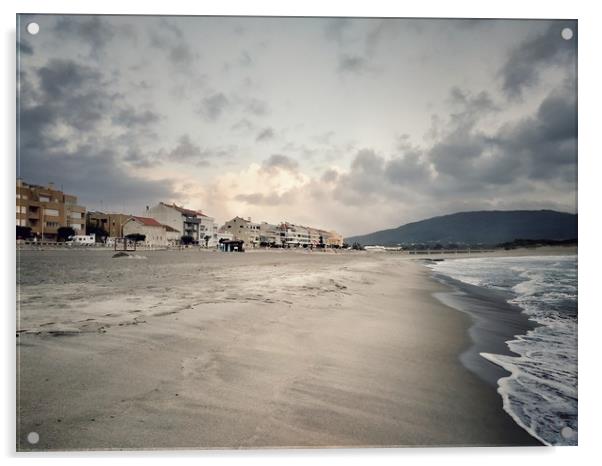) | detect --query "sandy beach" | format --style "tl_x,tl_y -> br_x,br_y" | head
16,248 -> 559,450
